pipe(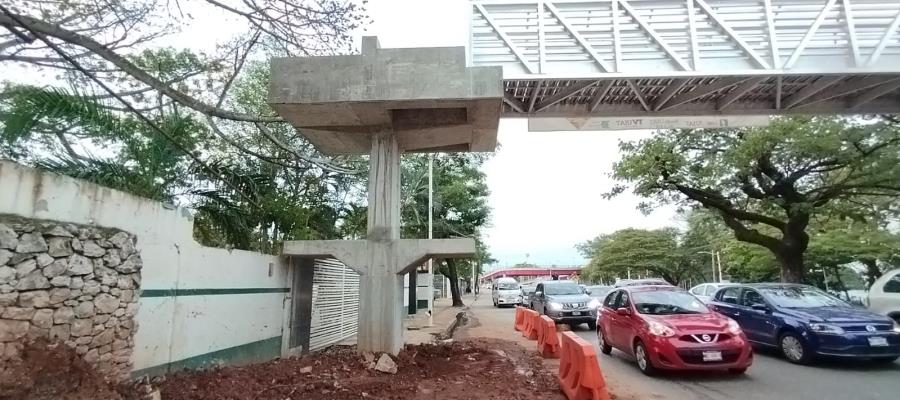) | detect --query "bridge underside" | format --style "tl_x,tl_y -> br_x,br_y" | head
500,74 -> 900,117
470,0 -> 900,118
